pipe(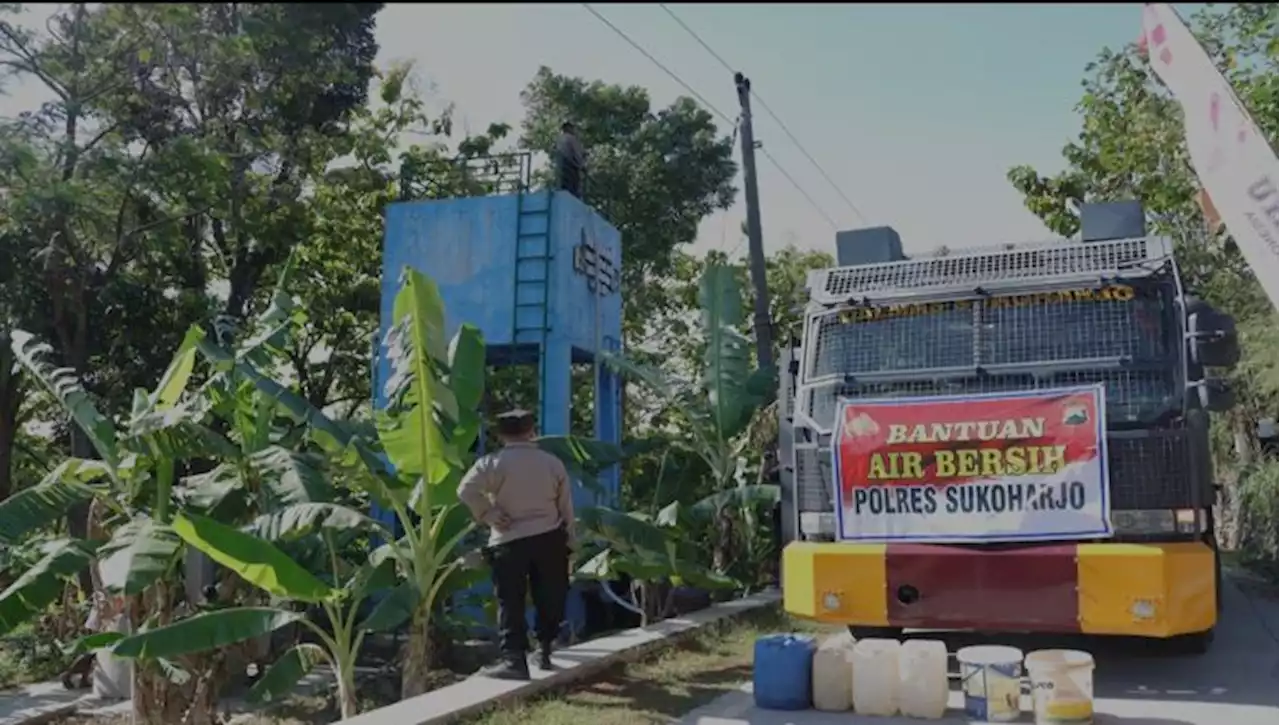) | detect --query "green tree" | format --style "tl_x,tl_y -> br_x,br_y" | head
517,66 -> 739,344
604,262 -> 776,572
1005,4 -> 1278,555
288,64 -> 518,412
1007,6 -> 1276,395
0,1 -> 386,542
